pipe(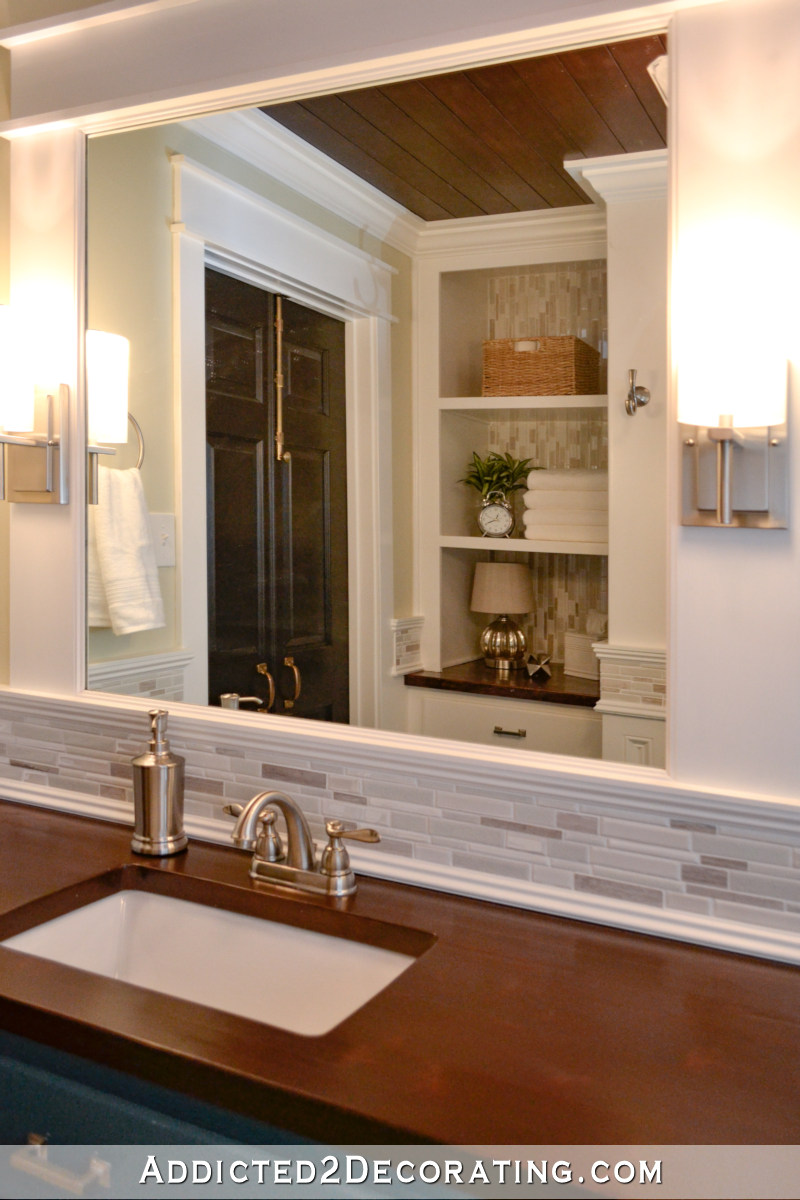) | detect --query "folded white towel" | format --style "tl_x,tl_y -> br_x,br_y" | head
523,488 -> 607,511
526,469 -> 608,491
88,467 -> 165,636
523,507 -> 607,527
524,524 -> 607,542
